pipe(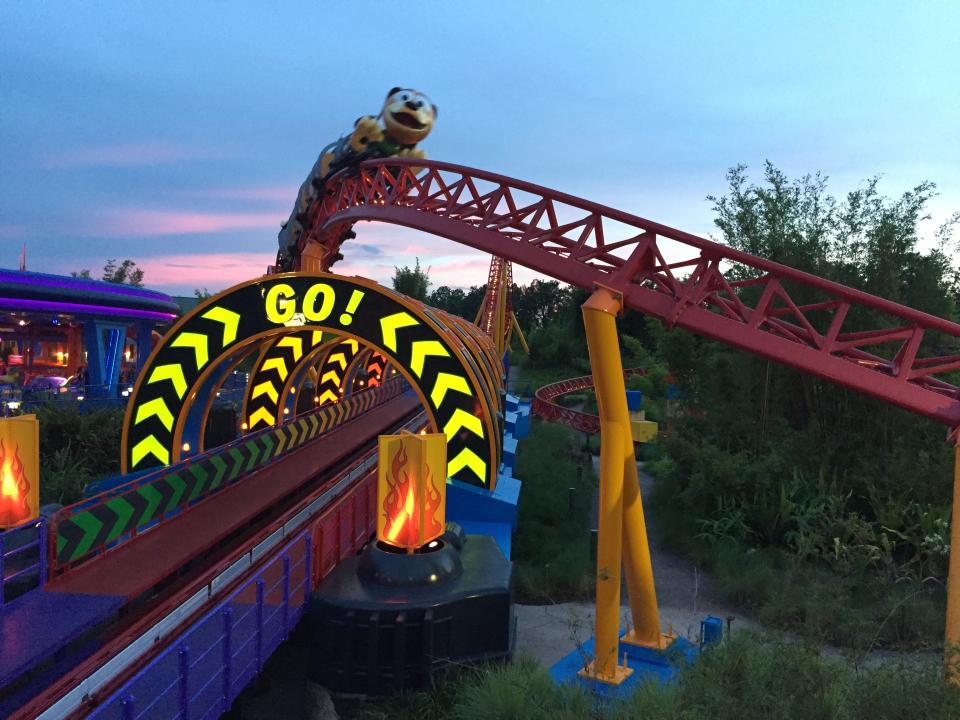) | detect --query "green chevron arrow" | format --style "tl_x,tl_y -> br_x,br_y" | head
164,474 -> 187,514
104,497 -> 135,544
209,454 -> 228,490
